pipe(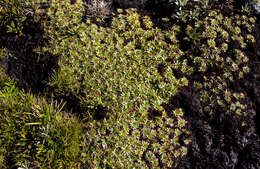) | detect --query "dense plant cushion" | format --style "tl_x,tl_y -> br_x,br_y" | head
43,0 -> 190,167
45,1 -> 188,116
0,0 -> 258,168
